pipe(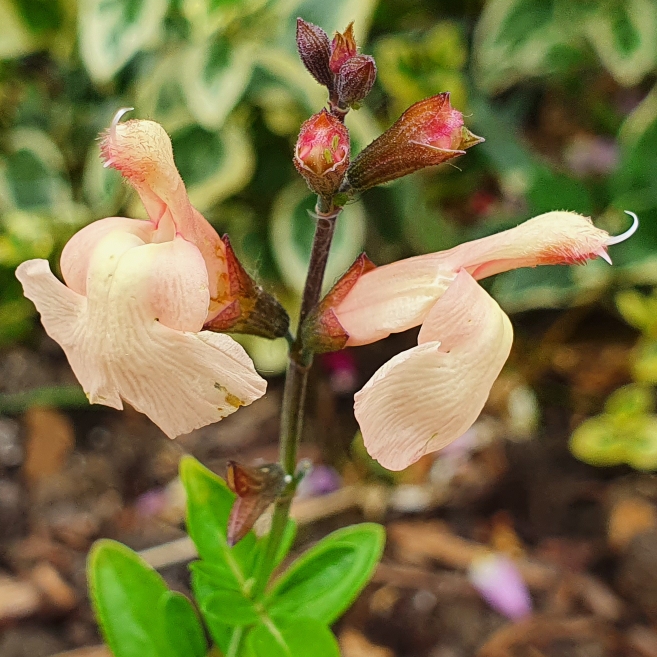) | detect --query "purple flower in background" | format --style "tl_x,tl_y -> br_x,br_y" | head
296,465 -> 342,498
468,553 -> 532,620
